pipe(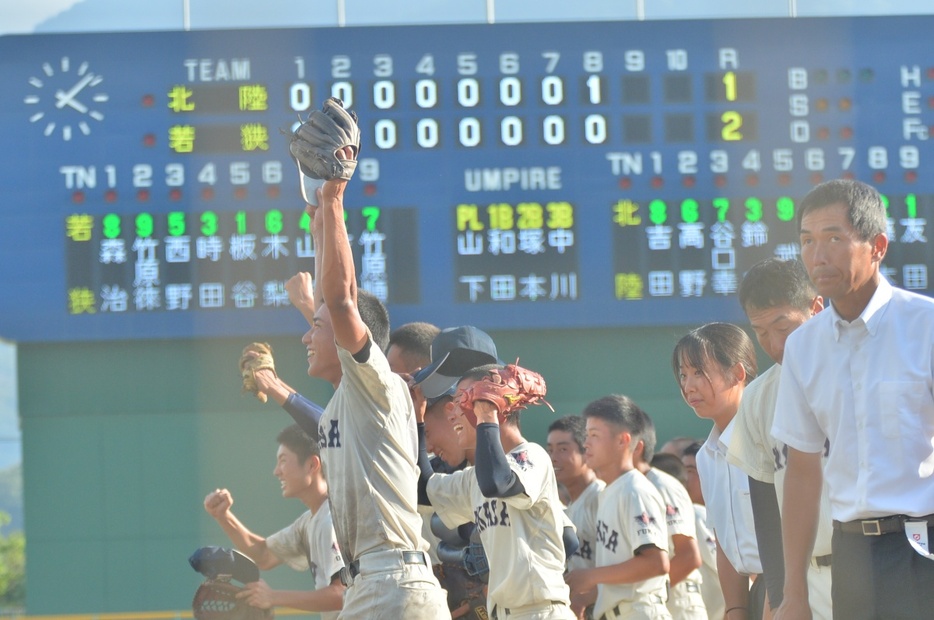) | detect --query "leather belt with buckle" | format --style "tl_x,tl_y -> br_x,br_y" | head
833,514 -> 934,536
